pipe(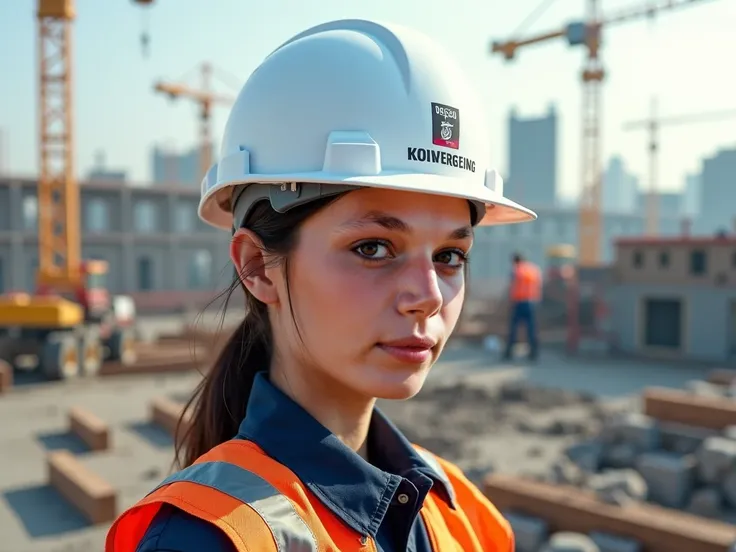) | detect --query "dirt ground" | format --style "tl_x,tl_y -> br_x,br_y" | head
0,337 -> 715,552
